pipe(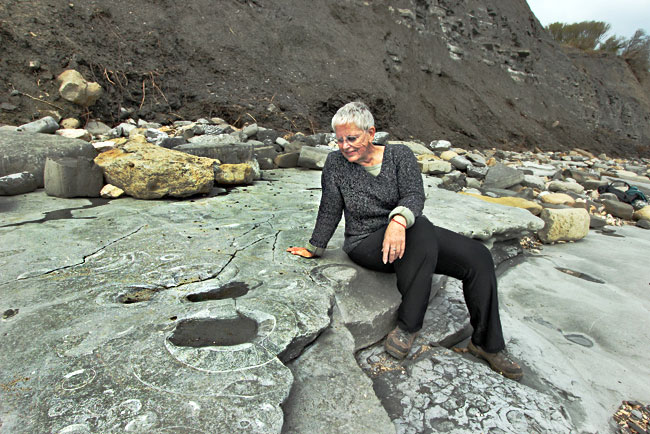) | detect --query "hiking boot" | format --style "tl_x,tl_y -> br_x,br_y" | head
385,326 -> 417,359
467,341 -> 523,380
